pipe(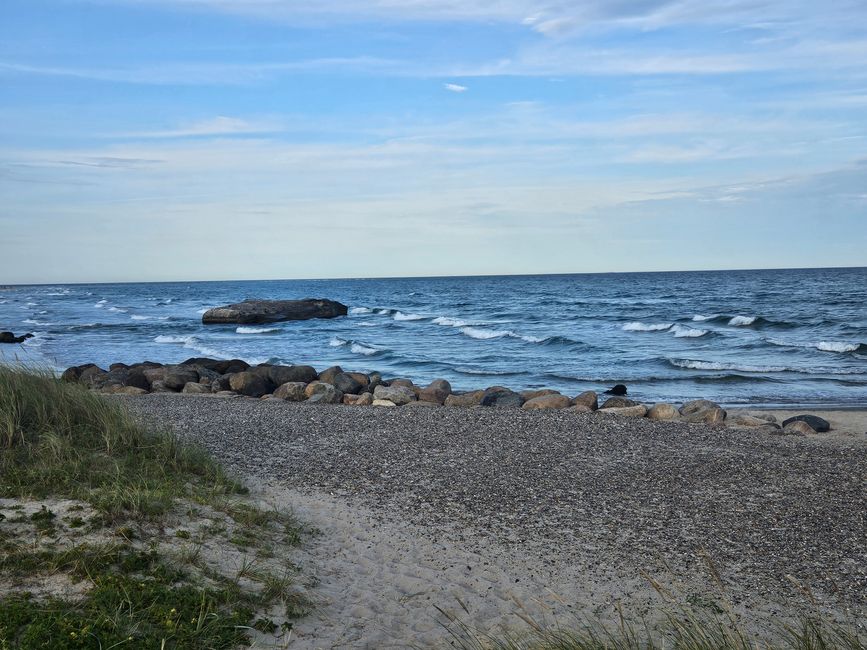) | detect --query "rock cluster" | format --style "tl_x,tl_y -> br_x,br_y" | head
61,358 -> 832,435
0,331 -> 34,344
201,298 -> 348,324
